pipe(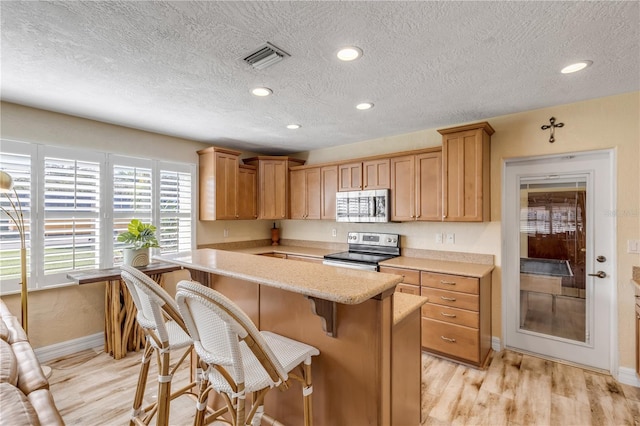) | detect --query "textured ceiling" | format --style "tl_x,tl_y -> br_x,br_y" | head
1,1 -> 638,155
